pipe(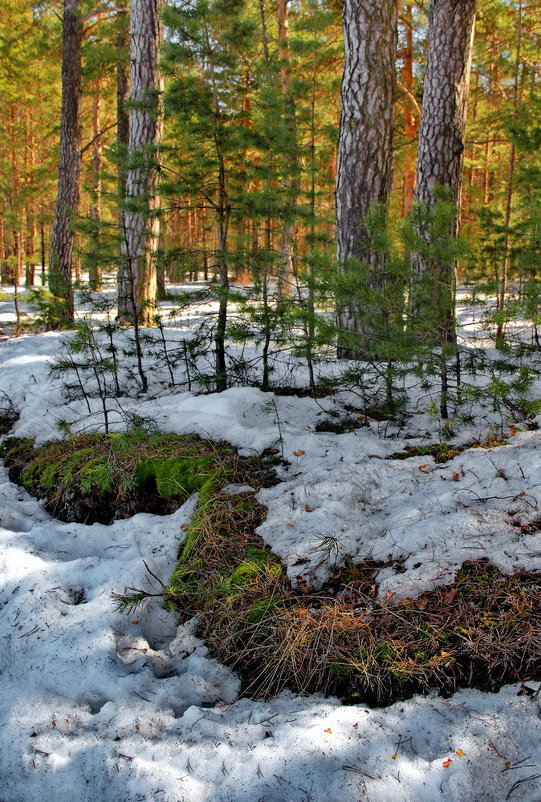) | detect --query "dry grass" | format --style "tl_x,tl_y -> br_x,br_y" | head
180,558 -> 541,706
